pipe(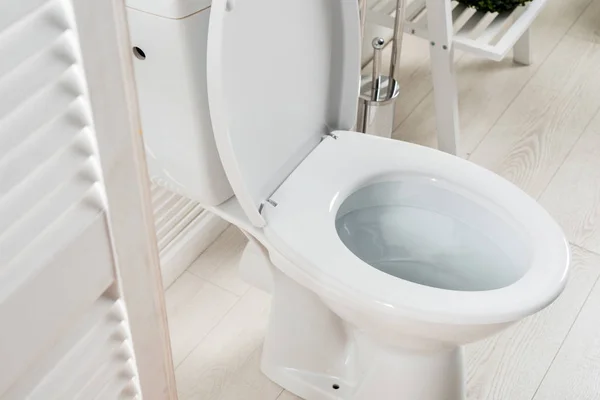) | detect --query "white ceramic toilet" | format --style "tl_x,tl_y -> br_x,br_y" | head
129,0 -> 570,398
